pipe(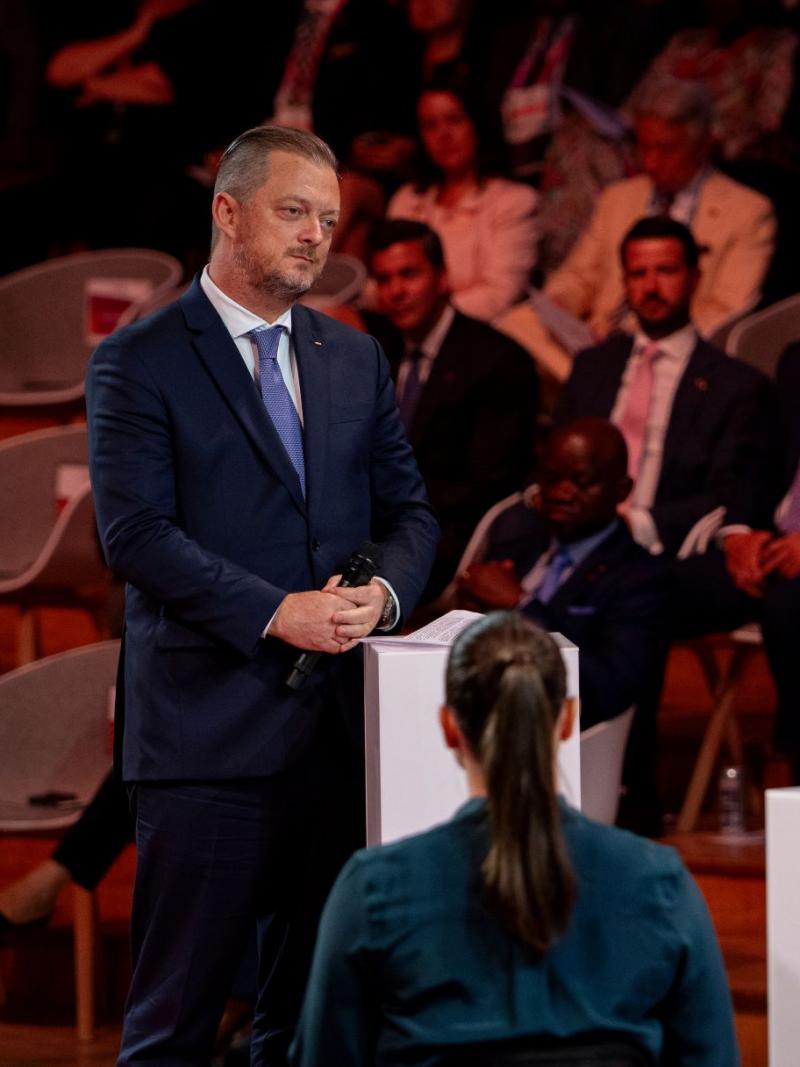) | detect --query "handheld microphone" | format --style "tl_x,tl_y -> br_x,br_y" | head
286,541 -> 382,690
